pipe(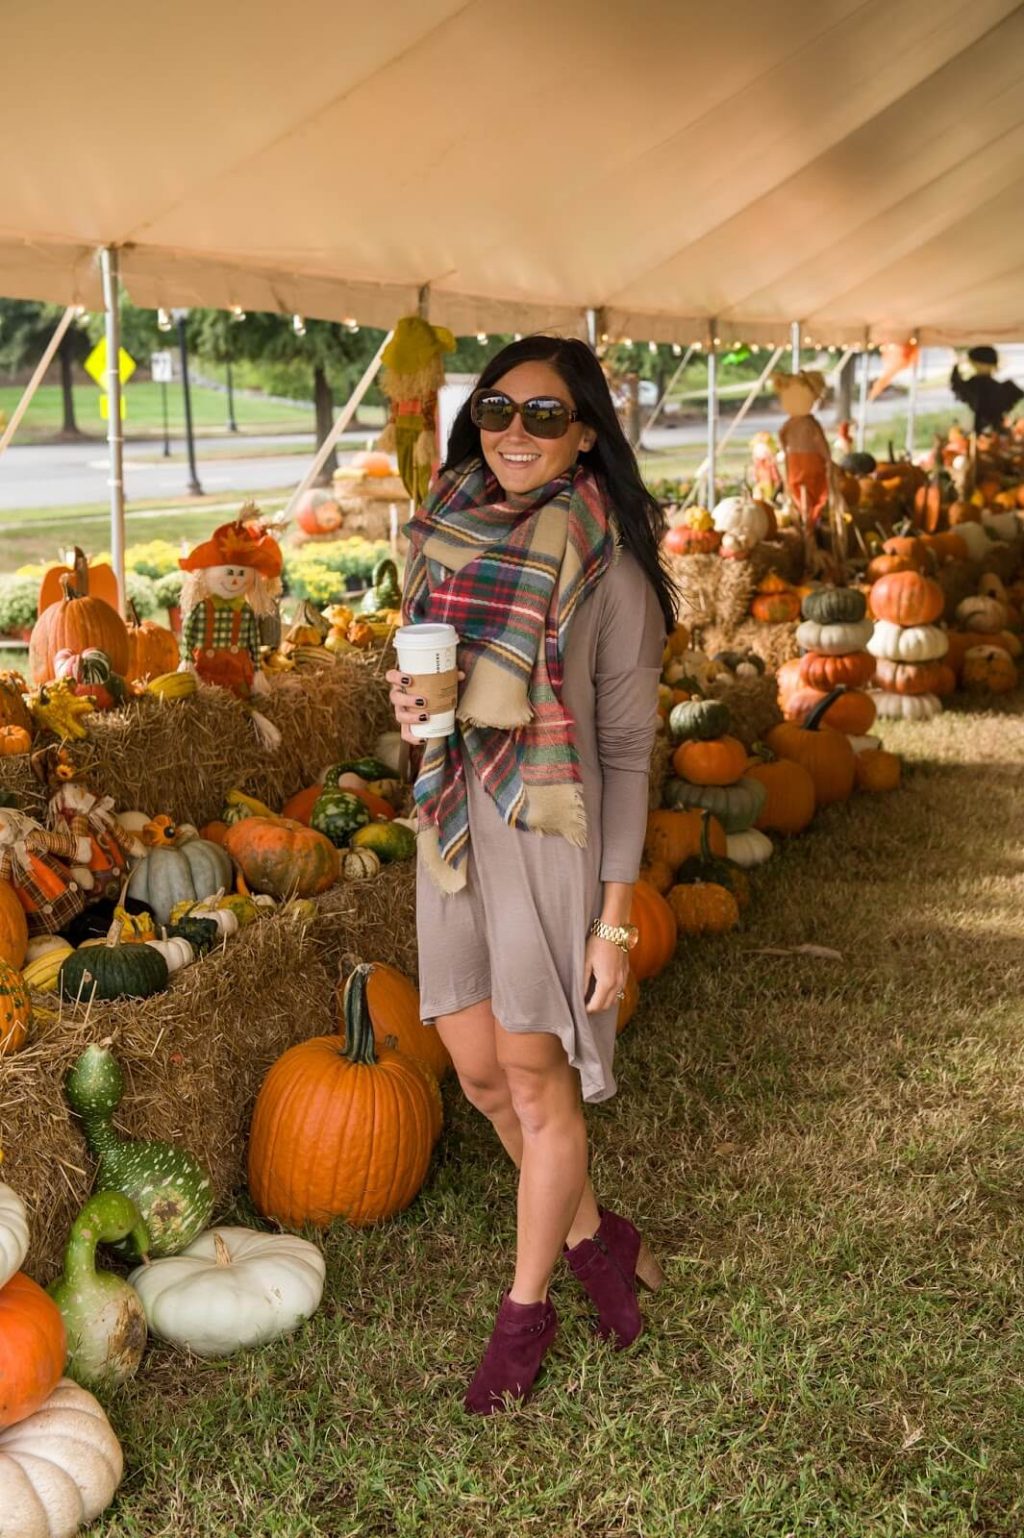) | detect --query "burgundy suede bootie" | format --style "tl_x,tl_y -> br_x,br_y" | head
564,1207 -> 665,1349
463,1292 -> 558,1416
